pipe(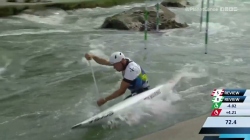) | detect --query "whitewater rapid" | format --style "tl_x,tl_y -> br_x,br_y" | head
0,0 -> 249,140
